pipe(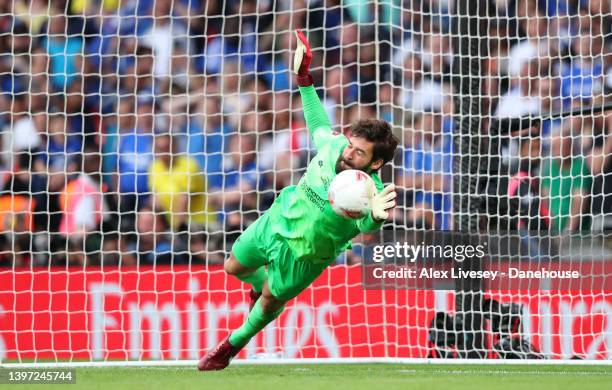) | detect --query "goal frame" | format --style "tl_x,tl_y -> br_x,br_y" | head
3,357 -> 612,369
